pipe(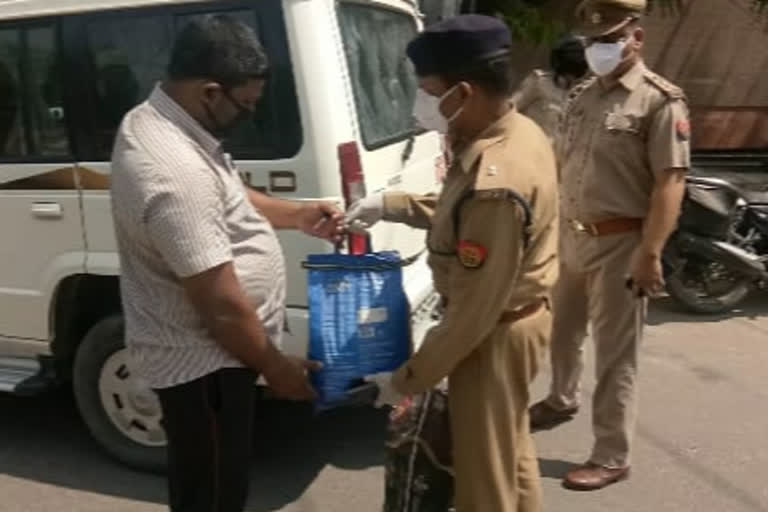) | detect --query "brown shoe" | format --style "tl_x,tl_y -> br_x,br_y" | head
529,400 -> 578,430
563,463 -> 630,491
